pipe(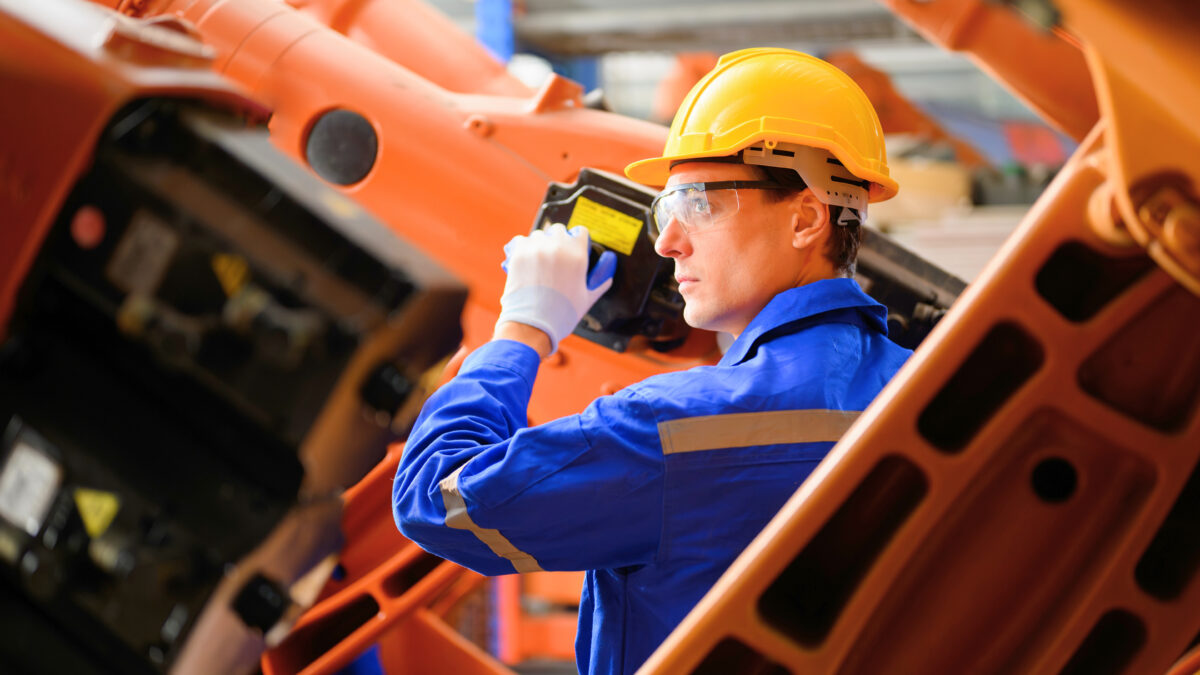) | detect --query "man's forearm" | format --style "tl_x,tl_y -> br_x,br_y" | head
493,320 -> 552,359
